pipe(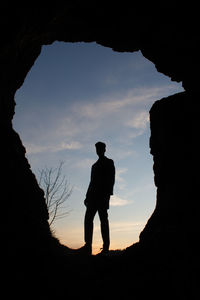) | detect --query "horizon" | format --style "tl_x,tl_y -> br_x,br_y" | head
13,41 -> 184,254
